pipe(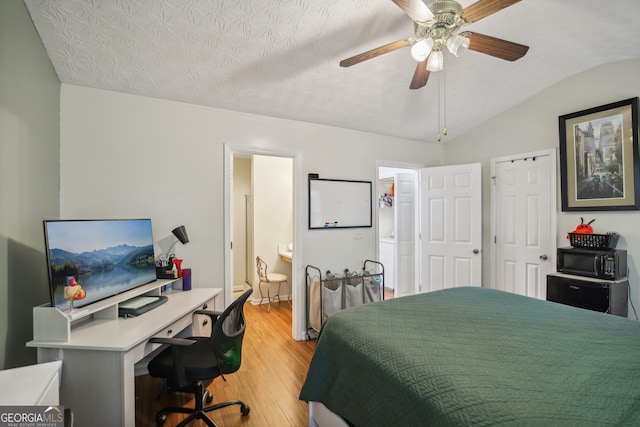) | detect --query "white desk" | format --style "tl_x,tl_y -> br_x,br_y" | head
27,286 -> 221,427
